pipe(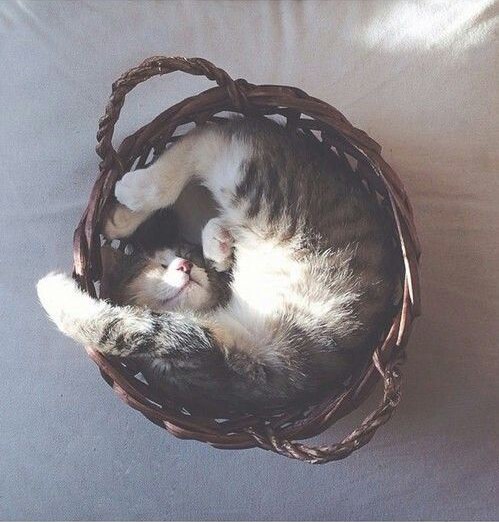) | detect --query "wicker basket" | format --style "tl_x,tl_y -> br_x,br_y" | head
73,56 -> 421,464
